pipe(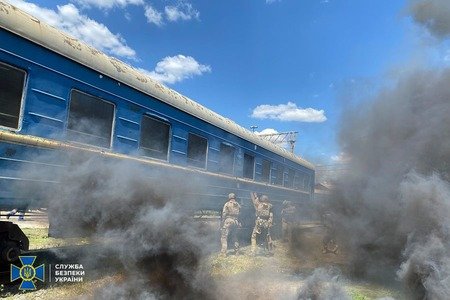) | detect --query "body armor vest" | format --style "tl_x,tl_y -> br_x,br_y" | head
225,201 -> 240,218
256,202 -> 271,219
